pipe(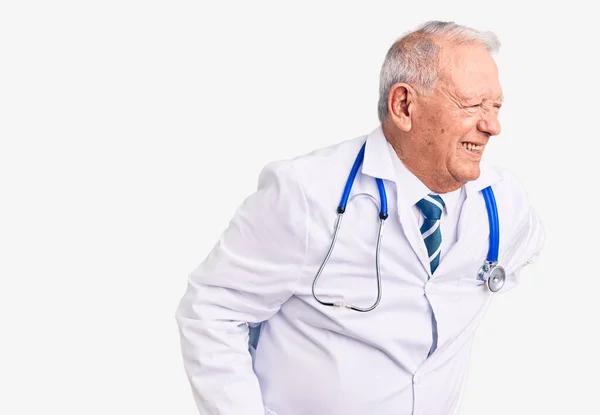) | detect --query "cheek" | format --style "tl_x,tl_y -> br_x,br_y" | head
417,111 -> 470,153
458,116 -> 479,135
446,117 -> 478,146
433,112 -> 459,135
